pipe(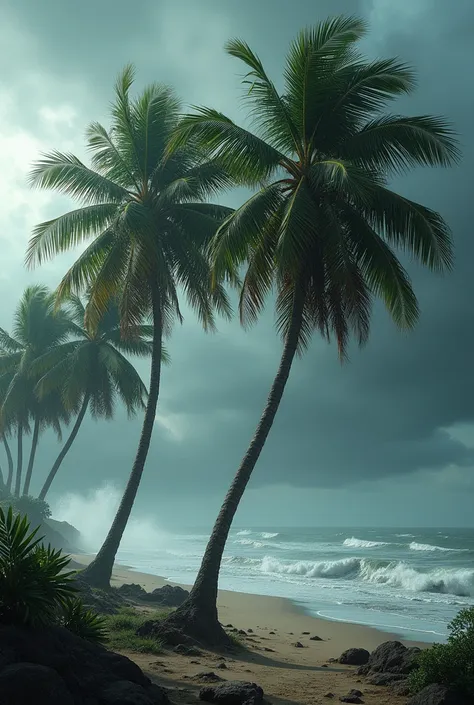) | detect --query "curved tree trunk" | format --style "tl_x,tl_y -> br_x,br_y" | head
38,392 -> 91,501
163,287 -> 305,646
14,424 -> 23,497
4,438 -> 14,493
81,285 -> 163,589
22,417 -> 40,496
